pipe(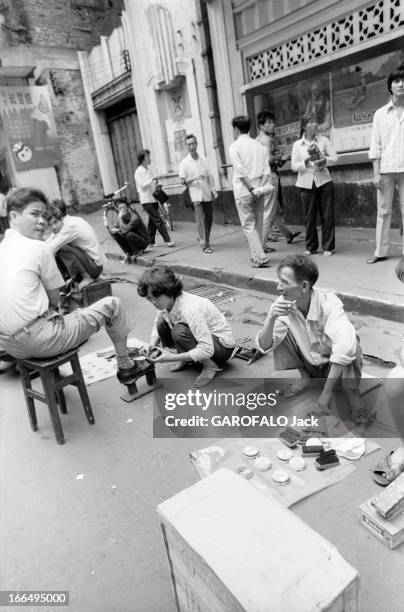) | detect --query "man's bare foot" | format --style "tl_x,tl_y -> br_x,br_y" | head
170,361 -> 189,372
